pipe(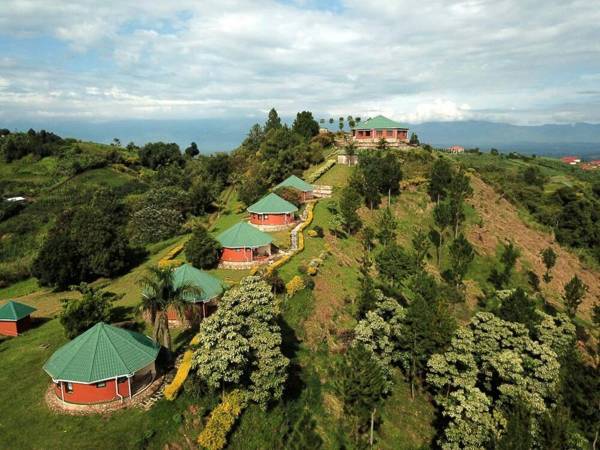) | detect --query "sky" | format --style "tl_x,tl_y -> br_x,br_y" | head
1,0 -> 600,126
